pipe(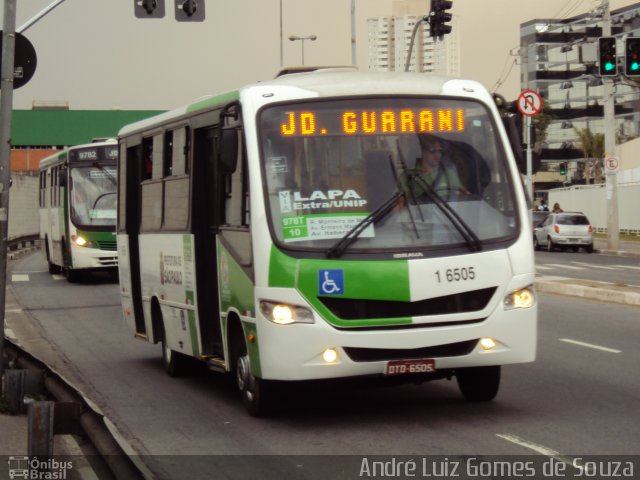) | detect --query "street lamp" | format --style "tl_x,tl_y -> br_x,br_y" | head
289,34 -> 317,65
